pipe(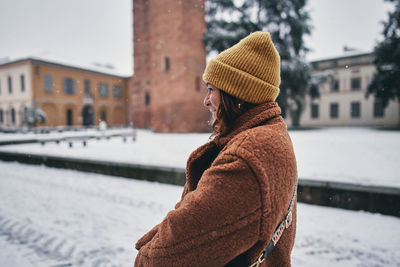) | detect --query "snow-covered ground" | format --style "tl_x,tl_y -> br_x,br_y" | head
0,127 -> 134,142
0,161 -> 399,266
1,127 -> 399,188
